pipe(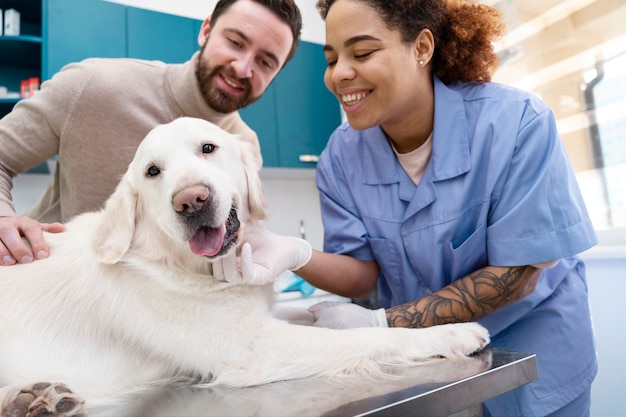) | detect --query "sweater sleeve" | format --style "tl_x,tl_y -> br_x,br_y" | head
0,64 -> 90,217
